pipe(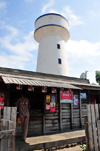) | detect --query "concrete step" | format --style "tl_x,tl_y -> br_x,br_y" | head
15,129 -> 85,151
